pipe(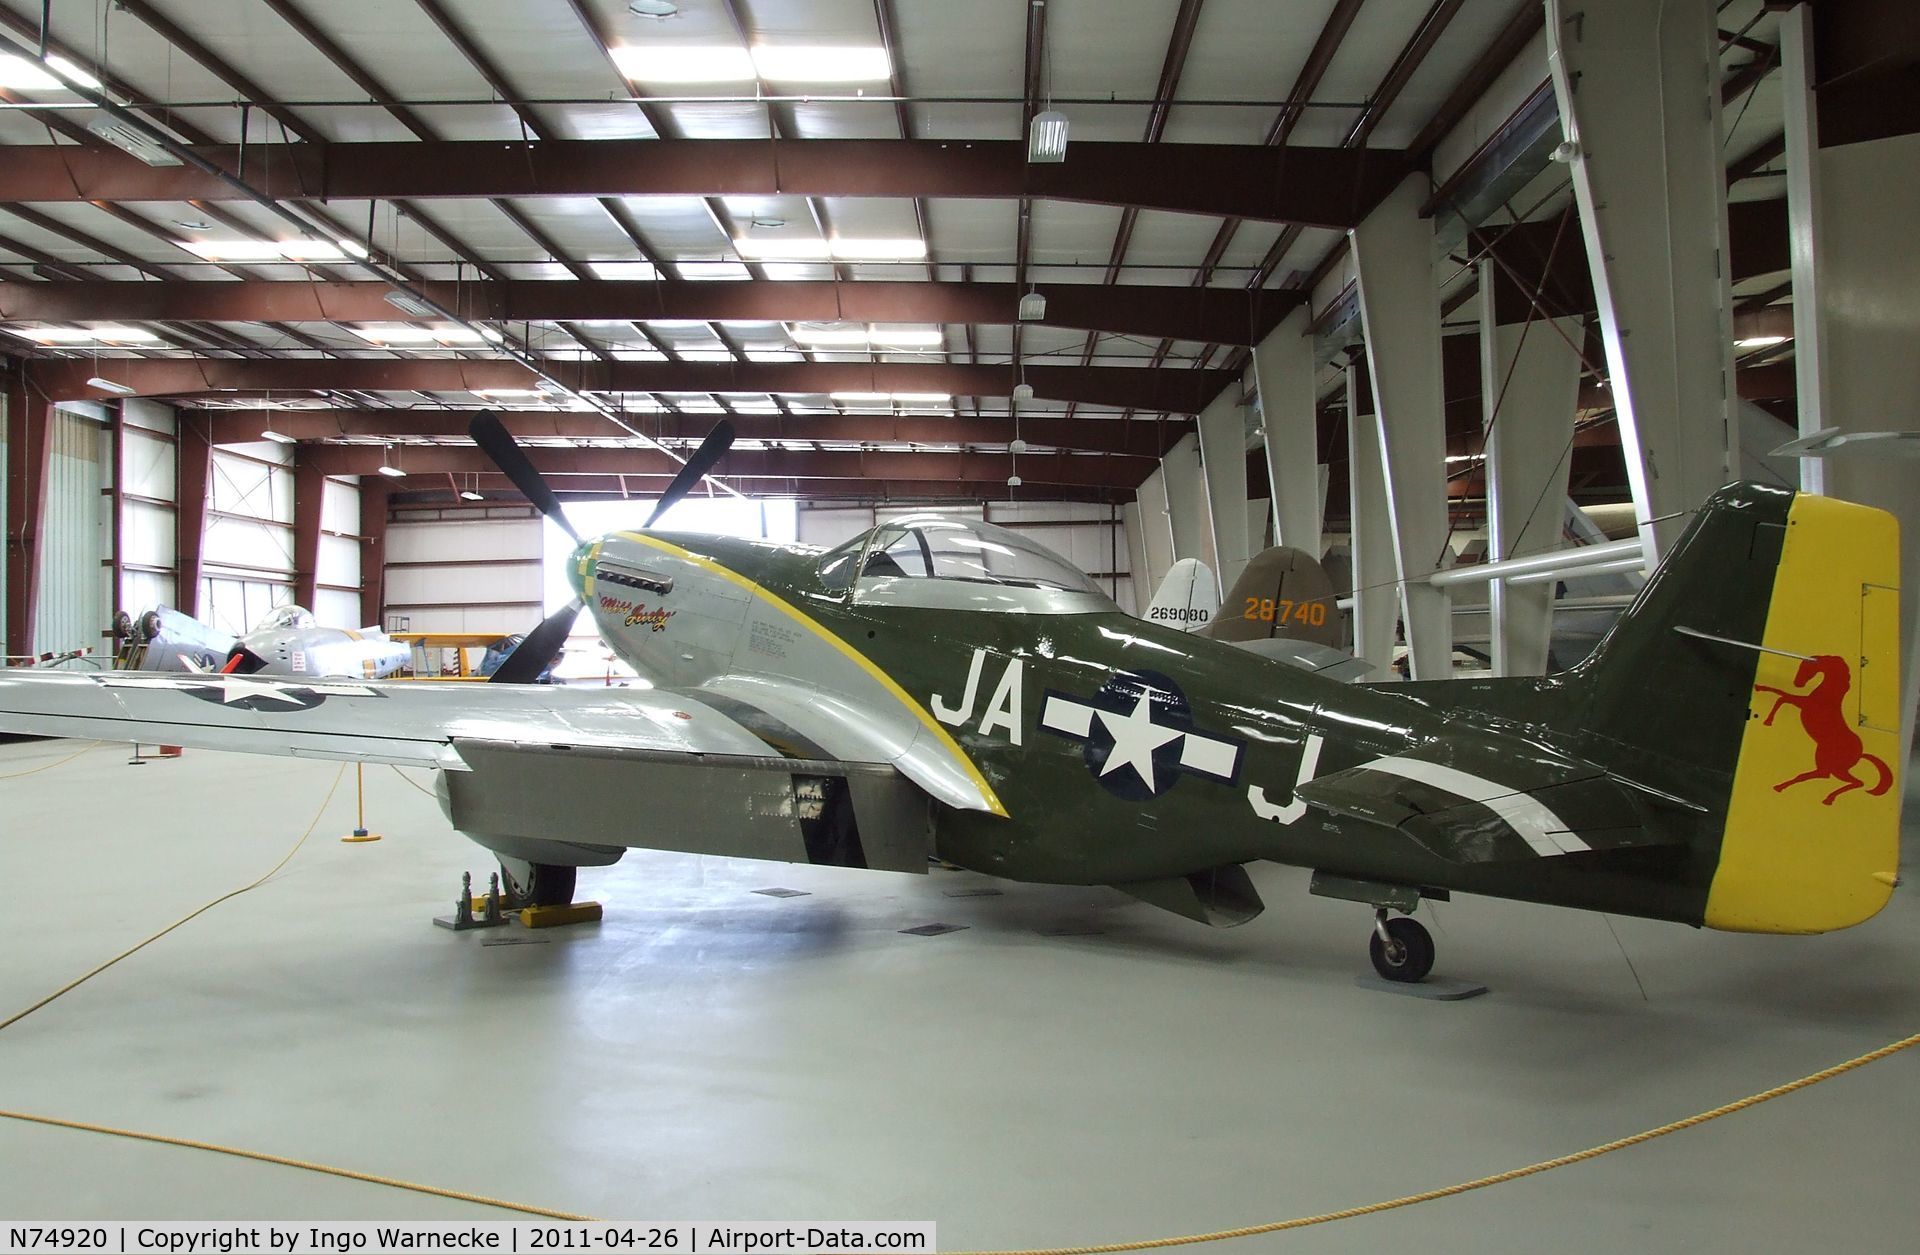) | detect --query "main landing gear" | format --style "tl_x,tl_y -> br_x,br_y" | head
1369,910 -> 1435,983
498,858 -> 578,909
